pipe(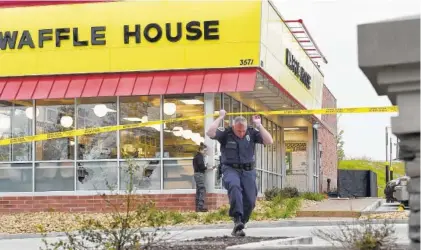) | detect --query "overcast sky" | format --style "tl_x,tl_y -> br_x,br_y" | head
272,0 -> 420,161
